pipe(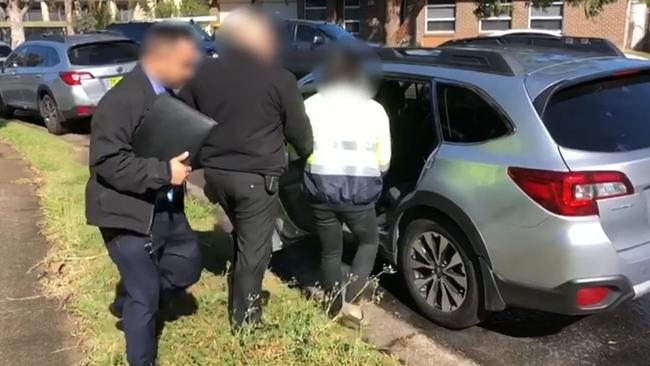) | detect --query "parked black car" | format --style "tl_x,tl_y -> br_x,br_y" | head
280,19 -> 364,77
105,21 -> 220,58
